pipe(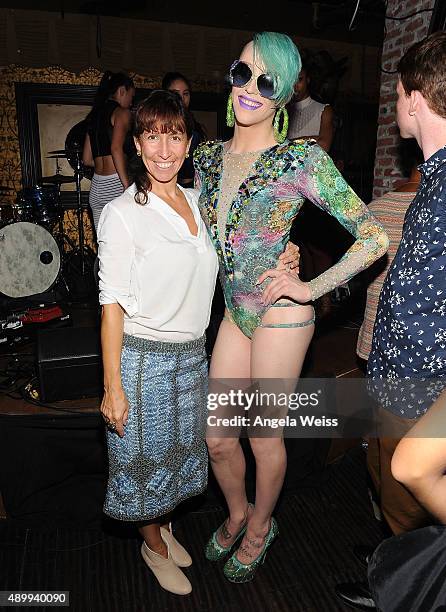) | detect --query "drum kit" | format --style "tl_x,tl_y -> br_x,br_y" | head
0,147 -> 94,302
